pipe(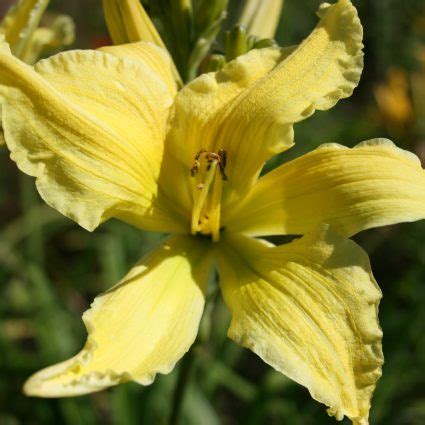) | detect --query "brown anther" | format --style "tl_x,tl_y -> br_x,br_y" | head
195,149 -> 207,160
218,164 -> 228,181
218,149 -> 227,168
191,149 -> 228,181
191,149 -> 207,177
196,183 -> 205,190
191,161 -> 200,177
